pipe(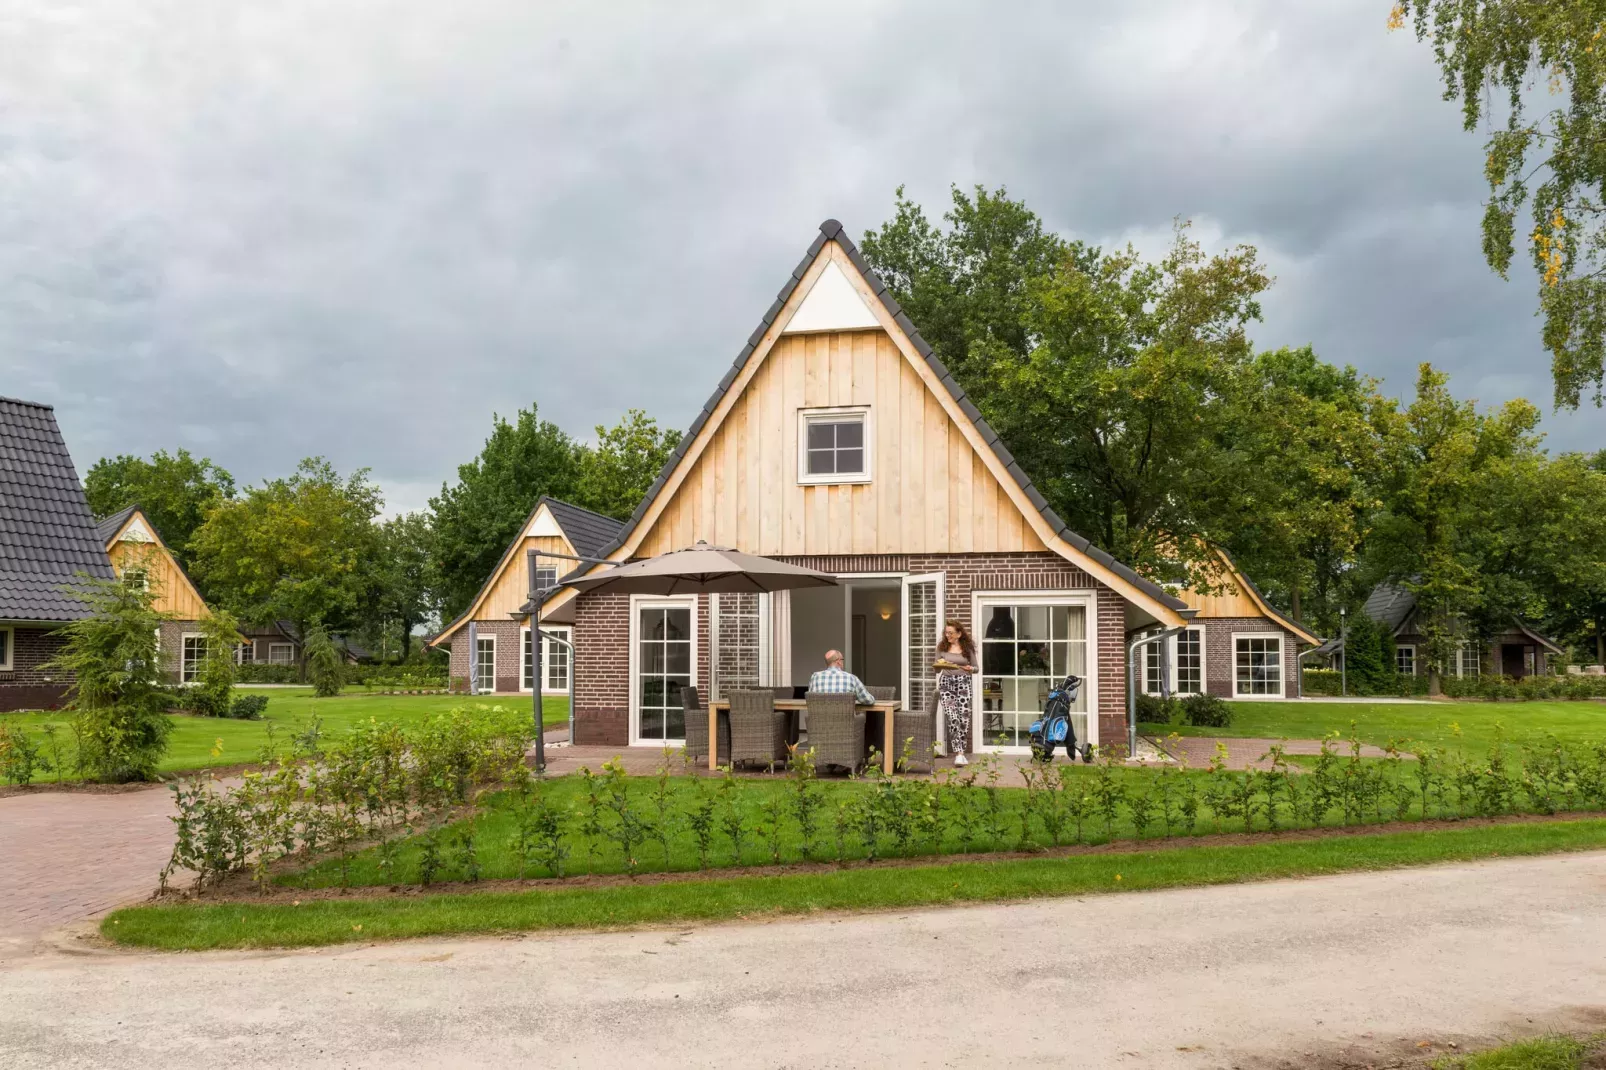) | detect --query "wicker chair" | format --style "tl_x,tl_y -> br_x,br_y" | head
804,691 -> 865,774
893,688 -> 938,771
680,685 -> 730,762
728,688 -> 788,768
868,685 -> 898,702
